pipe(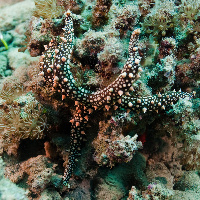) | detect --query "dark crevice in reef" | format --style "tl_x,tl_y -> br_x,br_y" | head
18,139 -> 46,162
